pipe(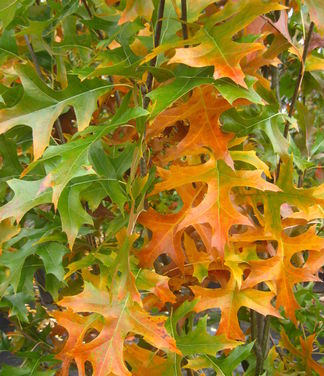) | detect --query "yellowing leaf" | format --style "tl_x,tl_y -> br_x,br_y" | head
55,282 -> 180,376
148,86 -> 234,166
165,0 -> 285,86
152,154 -> 280,258
191,274 -> 280,340
240,227 -> 324,322
118,0 -> 154,25
281,331 -> 324,375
